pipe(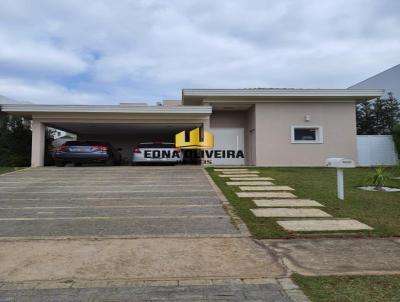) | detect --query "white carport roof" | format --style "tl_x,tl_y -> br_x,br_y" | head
0,104 -> 212,117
